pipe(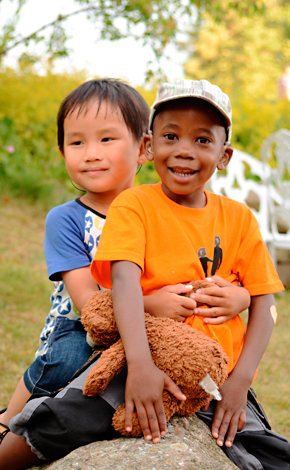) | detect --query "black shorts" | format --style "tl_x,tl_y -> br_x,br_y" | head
10,352 -> 126,461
